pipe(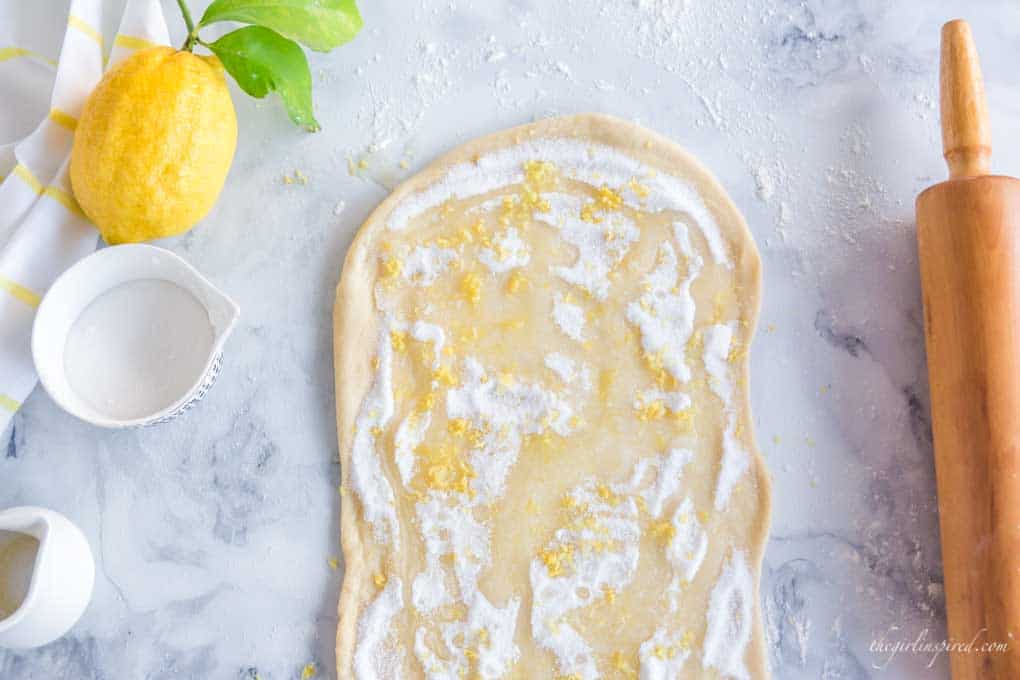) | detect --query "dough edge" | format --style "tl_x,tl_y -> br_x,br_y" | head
332,112 -> 772,678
